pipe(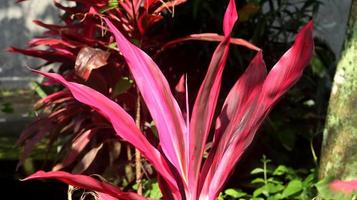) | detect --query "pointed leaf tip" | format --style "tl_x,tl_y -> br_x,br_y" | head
223,0 -> 238,35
